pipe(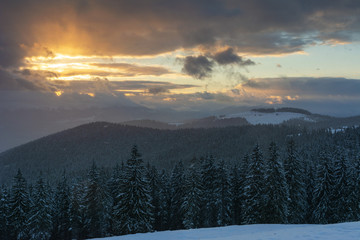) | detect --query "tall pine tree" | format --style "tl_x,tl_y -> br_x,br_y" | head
242,144 -> 266,224
181,163 -> 203,229
263,142 -> 289,223
113,145 -> 153,234
28,173 -> 52,240
170,161 -> 186,230
51,171 -> 71,240
312,149 -> 334,224
284,139 -> 306,223
9,169 -> 30,240
0,185 -> 10,240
